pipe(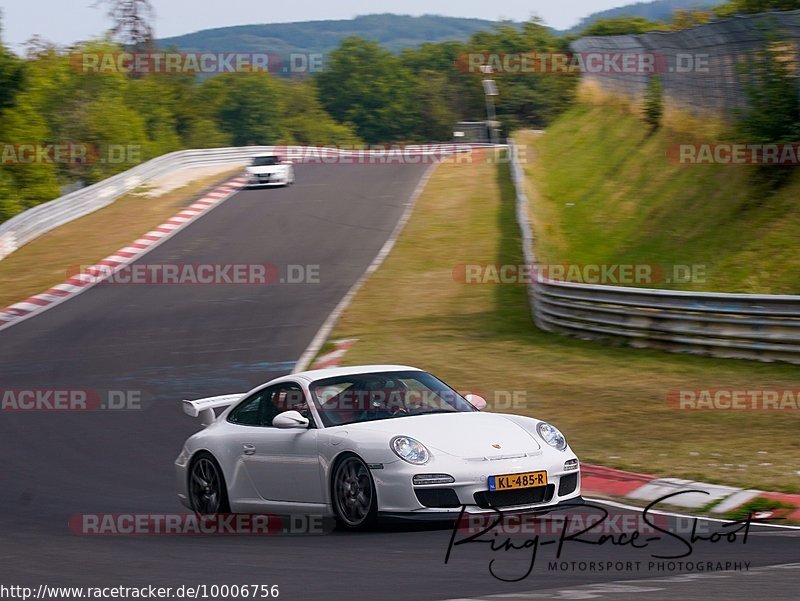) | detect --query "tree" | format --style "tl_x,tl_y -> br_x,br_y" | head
205,73 -> 285,146
0,11 -> 25,111
580,16 -> 667,36
716,0 -> 800,16
94,0 -> 155,48
0,20 -> 59,210
644,75 -> 664,128
468,20 -> 579,131
400,41 -> 485,138
0,101 -> 61,208
124,75 -> 183,157
0,167 -> 20,222
671,9 -> 713,29
734,30 -> 800,187
737,39 -> 800,143
277,80 -> 361,146
316,38 -> 419,143
408,71 -> 460,141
